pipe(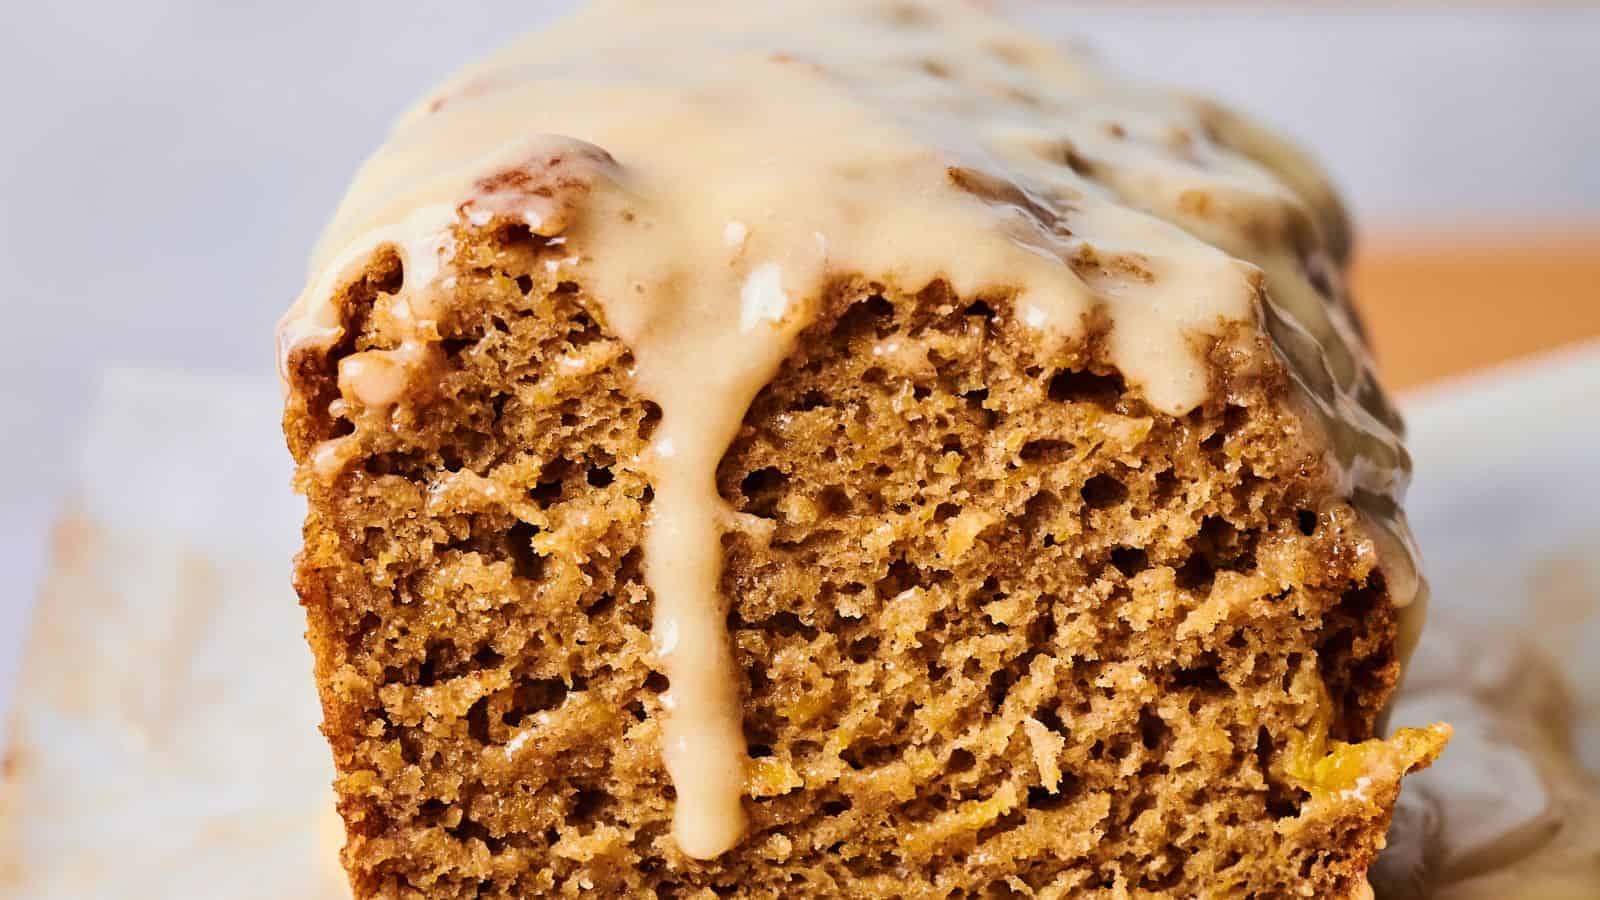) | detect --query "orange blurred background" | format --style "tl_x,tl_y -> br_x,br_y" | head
1353,228 -> 1600,390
